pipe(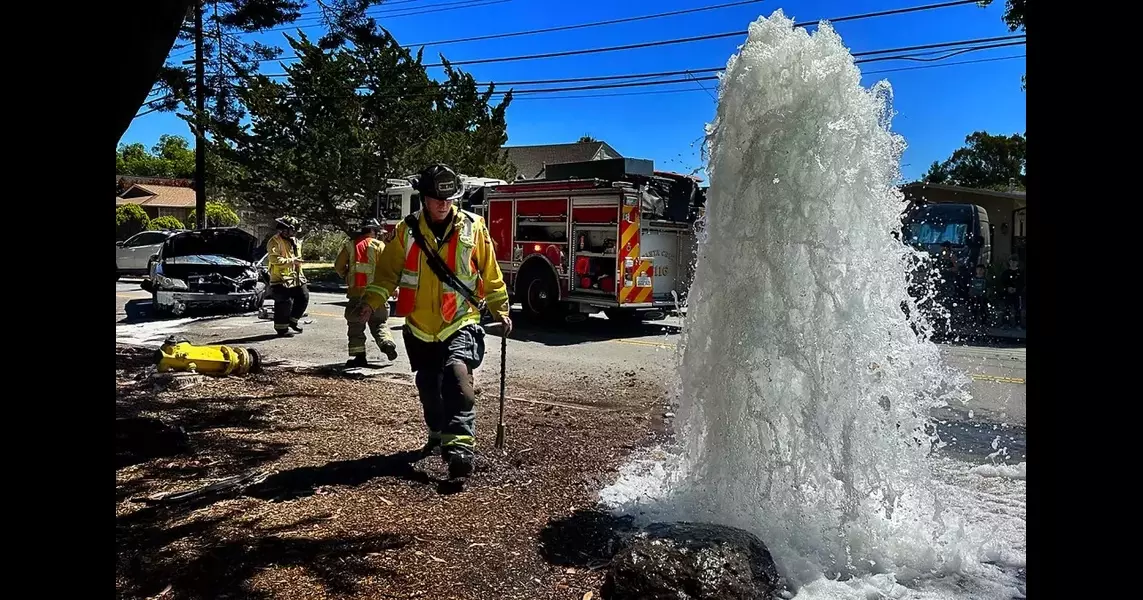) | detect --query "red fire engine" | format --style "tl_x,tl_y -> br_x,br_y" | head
473,158 -> 704,322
